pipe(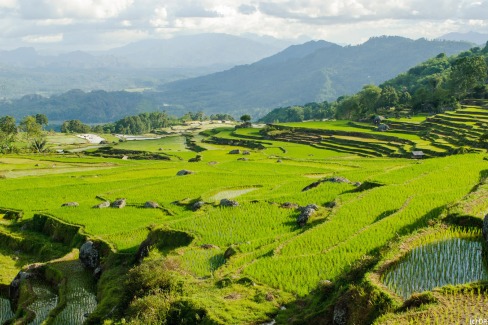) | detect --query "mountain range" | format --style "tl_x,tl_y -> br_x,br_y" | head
0,35 -> 476,123
157,36 -> 473,117
0,33 -> 292,99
